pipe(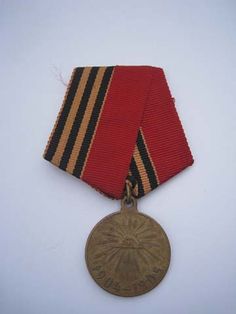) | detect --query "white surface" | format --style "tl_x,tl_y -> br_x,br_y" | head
1,1 -> 236,313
